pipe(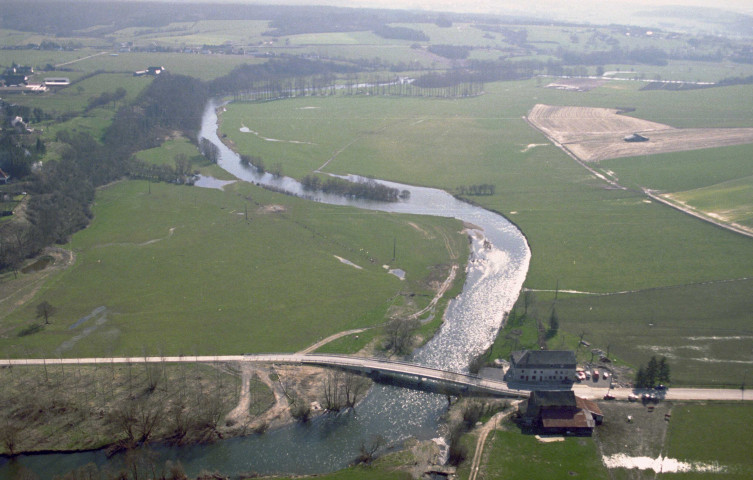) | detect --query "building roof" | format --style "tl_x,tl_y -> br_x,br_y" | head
511,350 -> 576,368
529,390 -> 576,408
576,396 -> 603,417
624,133 -> 649,142
541,407 -> 595,429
